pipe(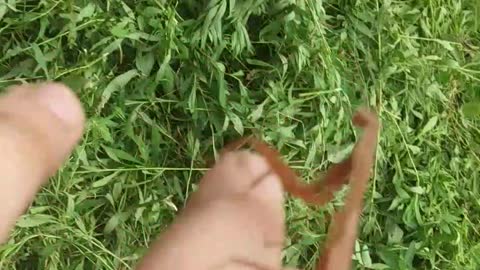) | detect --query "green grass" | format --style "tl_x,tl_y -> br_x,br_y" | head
1,0 -> 480,269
